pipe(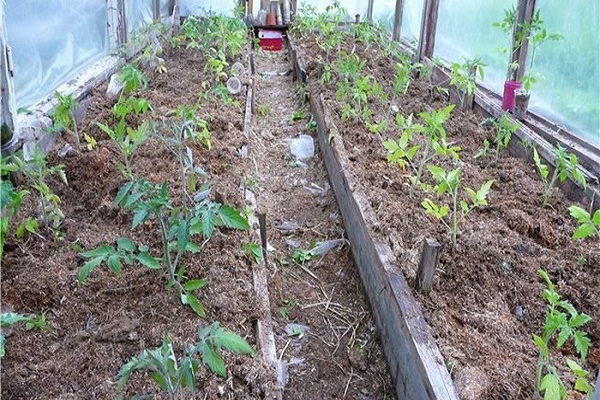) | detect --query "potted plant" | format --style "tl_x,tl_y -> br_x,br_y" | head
493,6 -> 523,112
493,7 -> 562,116
512,10 -> 562,119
